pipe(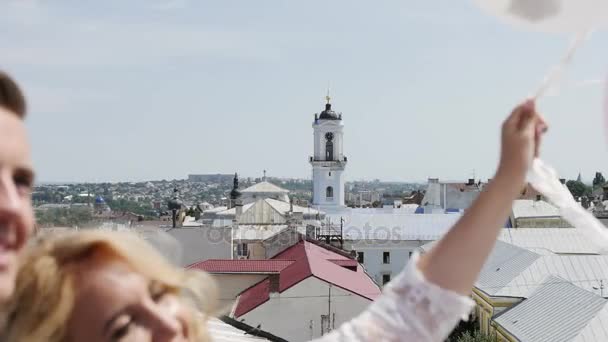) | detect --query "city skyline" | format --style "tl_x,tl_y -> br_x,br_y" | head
2,0 -> 608,183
